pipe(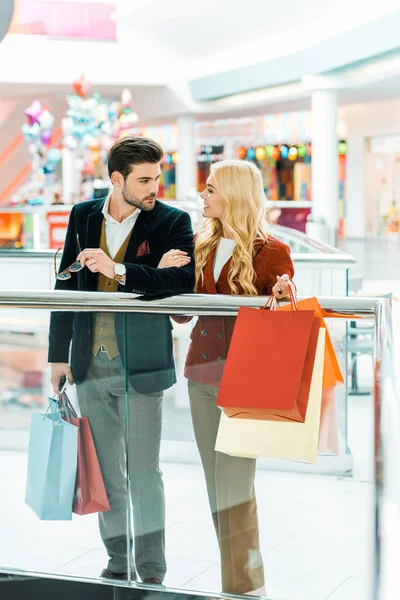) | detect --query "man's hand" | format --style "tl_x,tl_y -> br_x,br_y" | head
77,248 -> 115,279
50,363 -> 73,395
